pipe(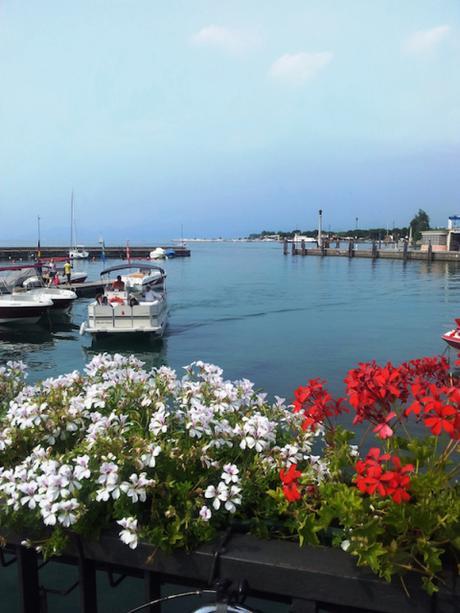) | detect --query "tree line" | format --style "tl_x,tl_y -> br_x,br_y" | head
248,210 -> 431,242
